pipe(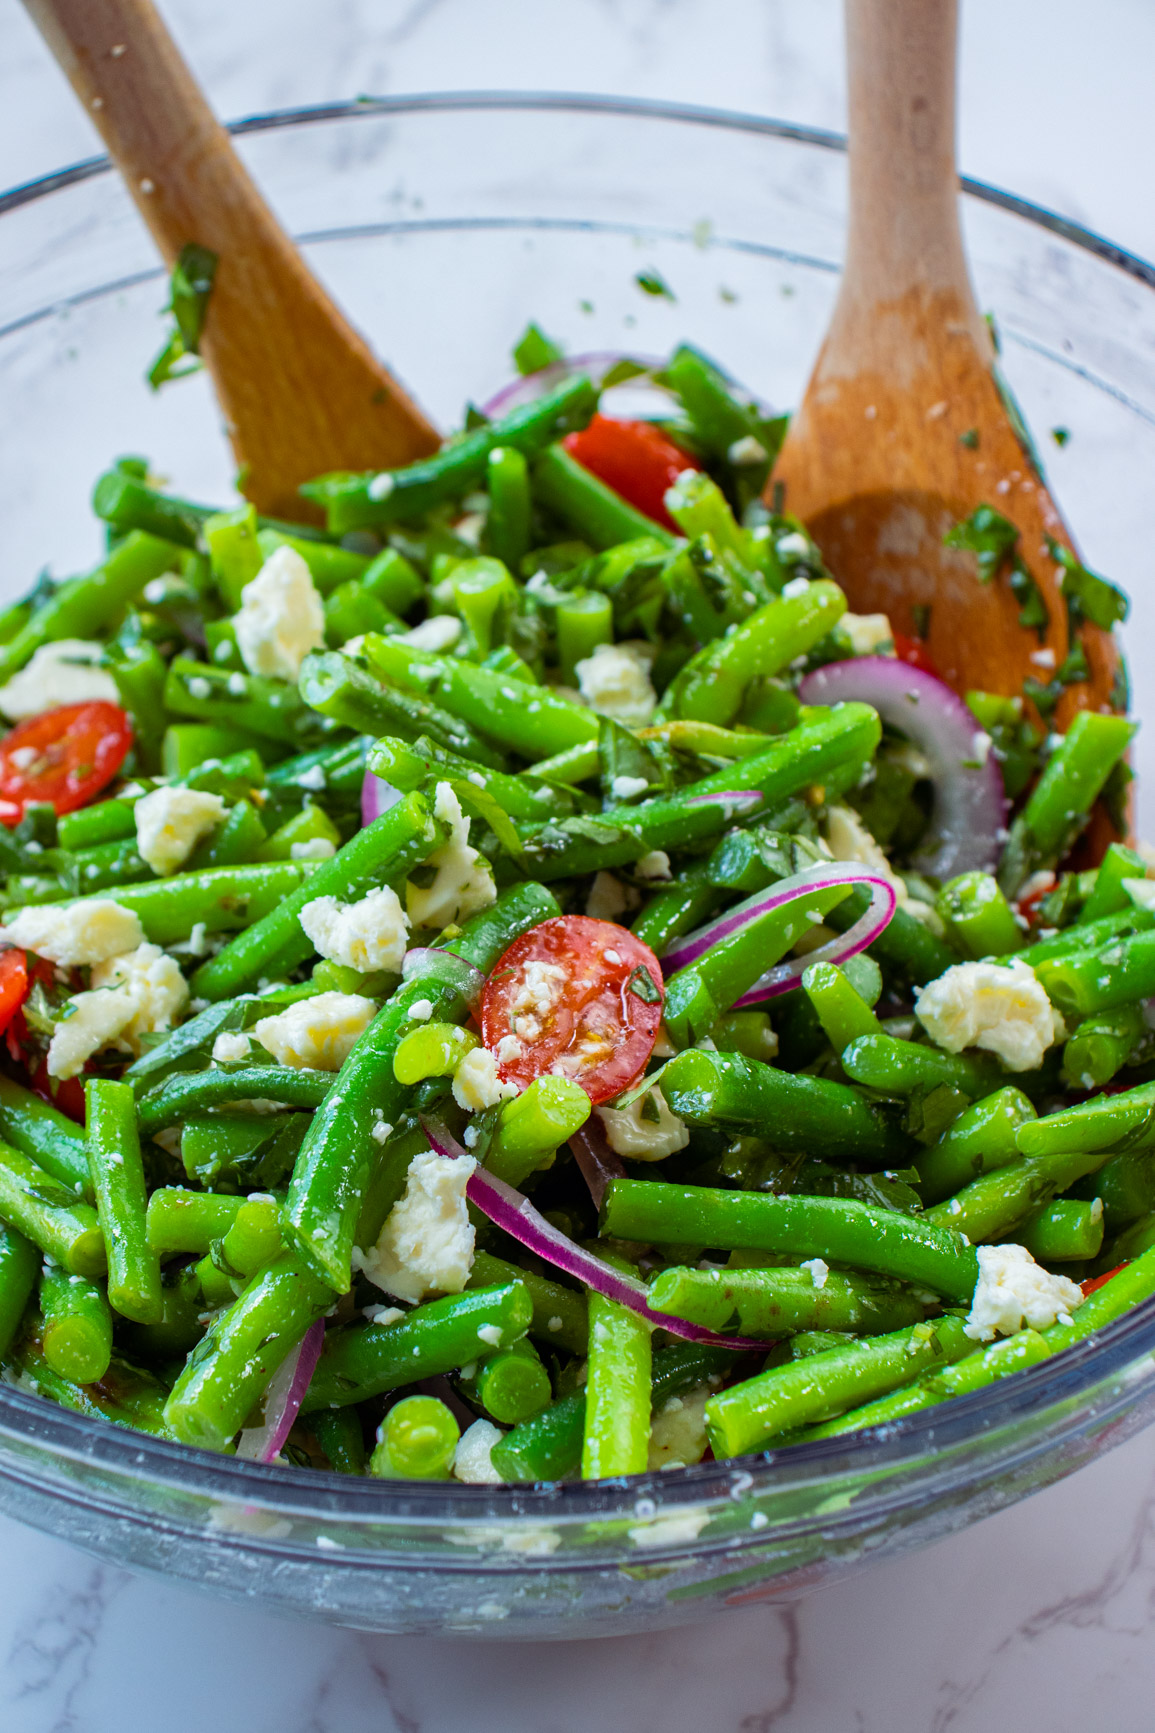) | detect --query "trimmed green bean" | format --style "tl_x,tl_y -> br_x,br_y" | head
924,1145 -> 1108,1243
660,582 -> 846,727
1018,1198 -> 1104,1262
368,735 -> 584,820
299,651 -> 506,768
15,1338 -> 169,1435
1062,1002 -> 1145,1090
468,1249 -> 588,1356
0,531 -> 180,682
86,1080 -> 163,1324
936,871 -> 1024,957
0,1074 -> 92,1199
137,1067 -> 331,1135
802,960 -> 885,1051
914,1086 -> 1037,1203
312,1406 -> 367,1475
581,1284 -> 652,1479
1036,930 -> 1155,1020
999,711 -> 1136,897
647,1264 -> 926,1338
0,1225 -> 39,1360
371,1394 -> 460,1479
0,1141 -> 104,1277
39,1265 -> 113,1384
1082,843 -> 1150,924
484,1076 -> 591,1189
841,1033 -> 1001,1101
532,444 -> 675,551
1016,1080 -> 1155,1158
146,1188 -> 244,1258
459,1338 -> 552,1425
